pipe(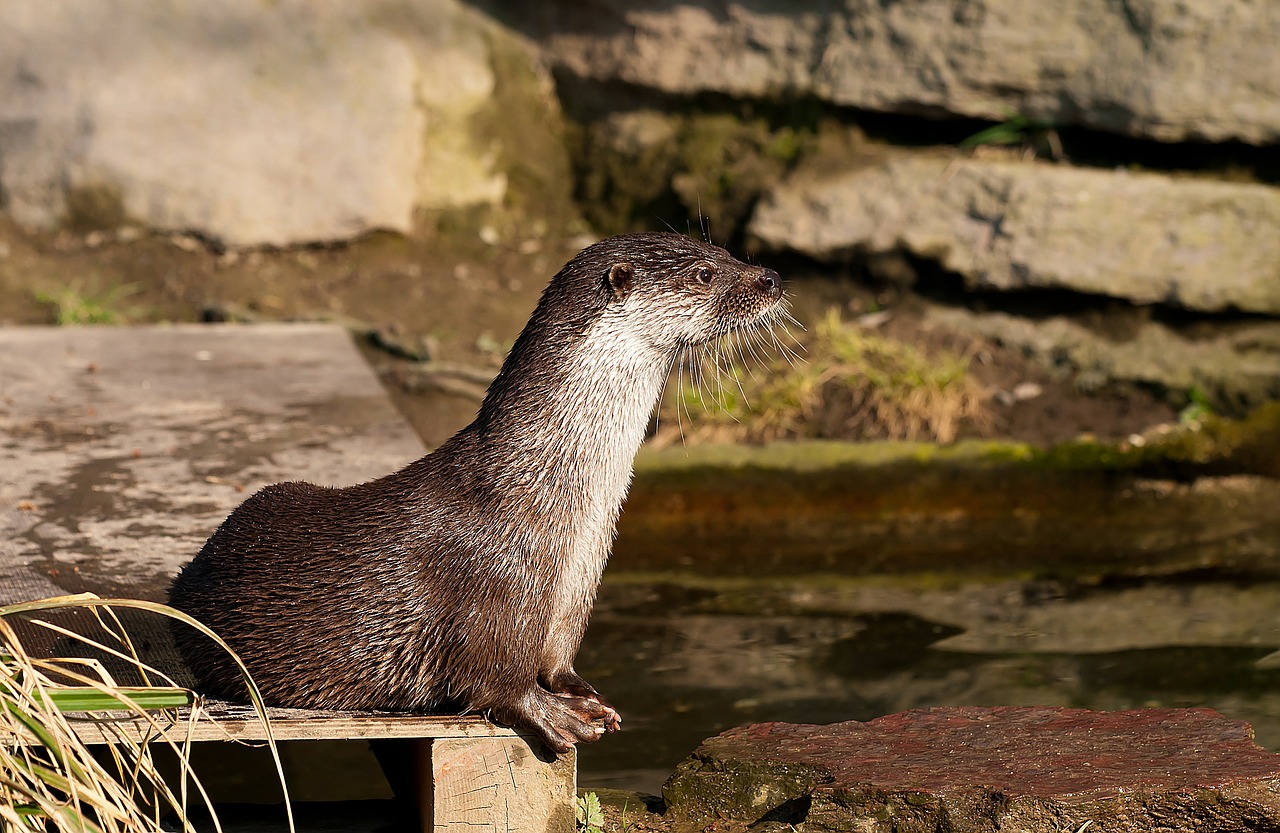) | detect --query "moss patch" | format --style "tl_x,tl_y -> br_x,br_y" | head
618,406 -> 1280,579
63,183 -> 129,233
640,401 -> 1280,478
34,278 -> 143,326
476,28 -> 579,230
570,110 -> 821,240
